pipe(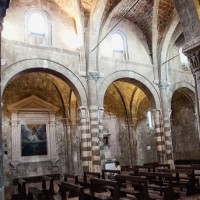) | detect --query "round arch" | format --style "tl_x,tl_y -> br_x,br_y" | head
159,13 -> 180,80
98,70 -> 160,109
169,82 -> 195,104
2,59 -> 88,106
